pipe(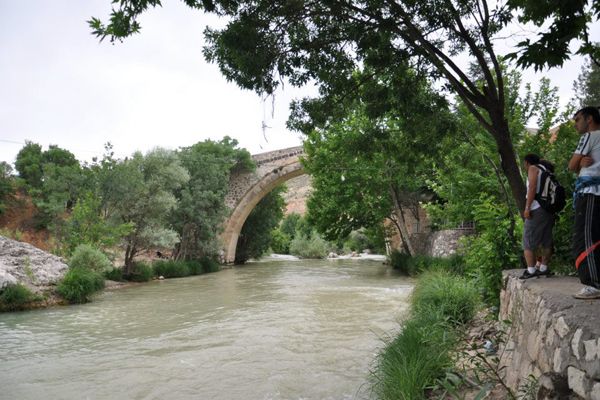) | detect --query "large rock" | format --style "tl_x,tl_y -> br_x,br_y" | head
0,236 -> 68,292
